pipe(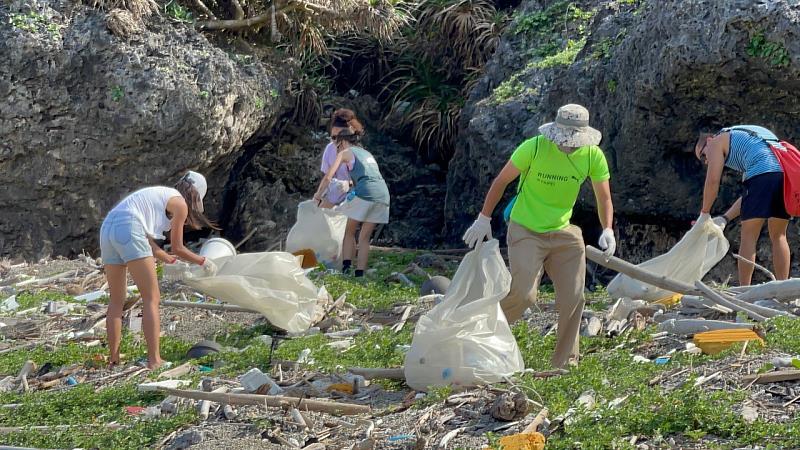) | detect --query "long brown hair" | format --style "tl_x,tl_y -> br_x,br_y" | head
175,180 -> 219,230
330,108 -> 365,138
